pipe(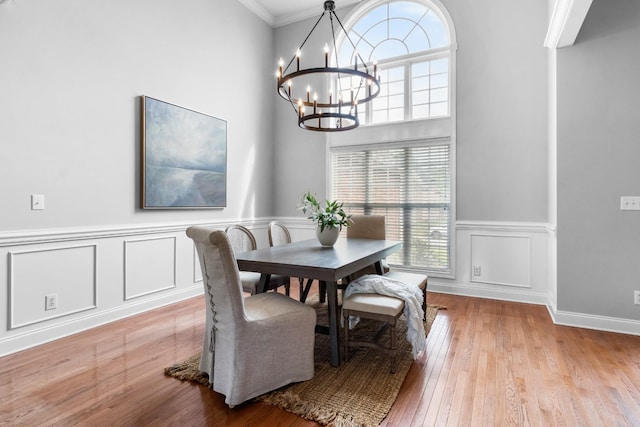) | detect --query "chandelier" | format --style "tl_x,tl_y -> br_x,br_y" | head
276,0 -> 380,132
